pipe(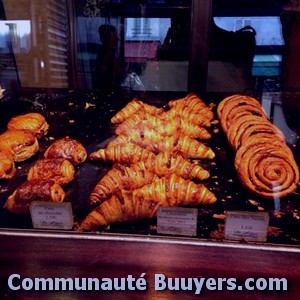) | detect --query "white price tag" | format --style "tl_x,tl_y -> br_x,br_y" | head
157,207 -> 198,237
30,202 -> 74,230
225,211 -> 269,242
